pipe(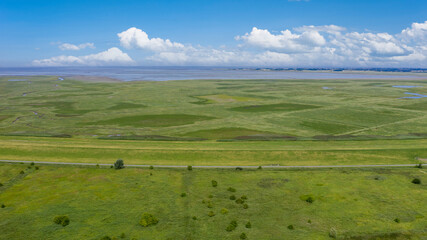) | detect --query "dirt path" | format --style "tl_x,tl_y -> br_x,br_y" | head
0,160 -> 425,169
